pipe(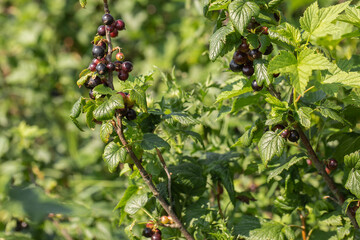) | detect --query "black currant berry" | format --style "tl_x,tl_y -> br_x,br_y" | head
102,14 -> 114,25
264,44 -> 273,55
288,130 -> 300,142
233,51 -> 248,65
118,70 -> 129,81
126,109 -> 137,121
238,41 -> 249,53
96,63 -> 107,75
273,73 -> 280,78
106,62 -> 115,71
229,60 -> 242,72
114,61 -> 123,71
248,49 -> 262,61
142,227 -> 153,238
151,233 -> 162,240
115,19 -> 125,30
251,80 -> 263,91
242,64 -> 254,77
89,62 -> 97,72
97,25 -> 106,36
85,76 -> 102,89
122,61 -> 133,72
92,45 -> 106,59
89,89 -> 95,100
105,24 -> 115,32
110,29 -> 118,38
274,12 -> 280,22
281,129 -> 290,138
327,158 -> 338,170
272,124 -> 285,131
